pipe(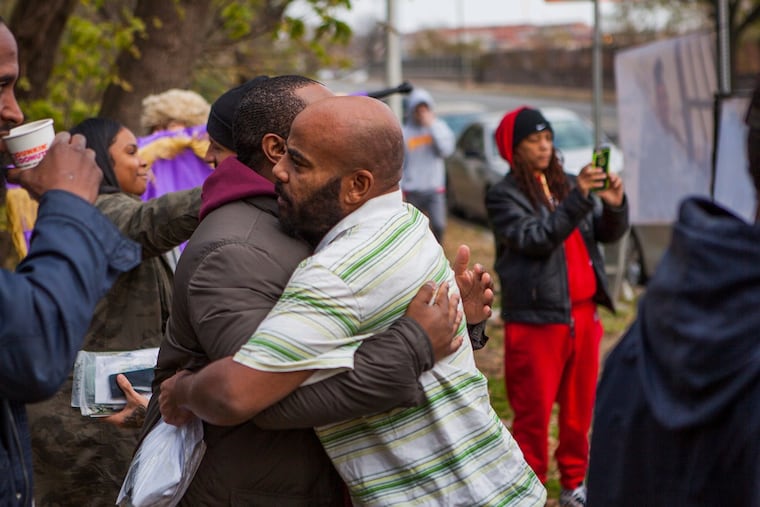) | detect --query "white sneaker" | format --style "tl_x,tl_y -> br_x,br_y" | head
559,484 -> 587,507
